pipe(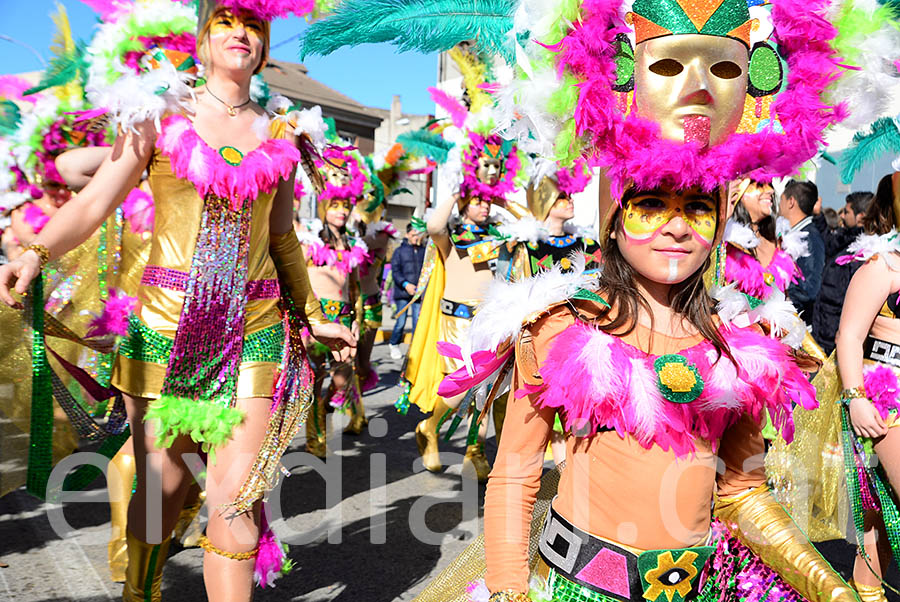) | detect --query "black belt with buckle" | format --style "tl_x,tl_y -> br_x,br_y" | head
863,335 -> 900,368
440,299 -> 476,319
538,505 -> 713,602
